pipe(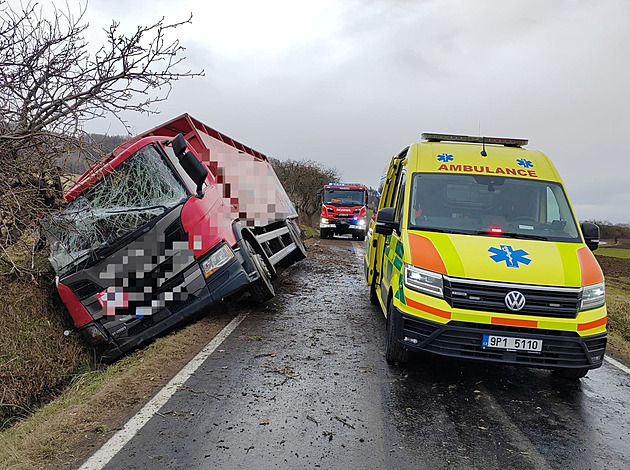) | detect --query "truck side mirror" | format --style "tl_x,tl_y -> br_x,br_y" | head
581,222 -> 600,251
316,189 -> 322,203
179,151 -> 208,197
375,207 -> 398,235
171,133 -> 187,159
168,133 -> 208,197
